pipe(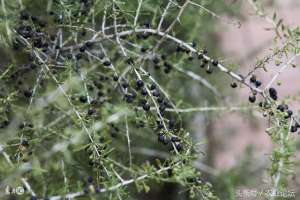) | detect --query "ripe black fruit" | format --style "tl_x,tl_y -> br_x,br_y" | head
255,80 -> 262,87
141,46 -> 147,53
30,196 -> 37,200
290,126 -> 298,133
158,133 -> 169,145
152,57 -> 160,64
157,97 -> 164,103
24,90 -> 32,98
136,80 -> 144,88
192,41 -> 197,48
79,46 -> 86,52
87,176 -> 93,183
175,142 -> 183,151
99,53 -> 105,59
141,88 -> 148,96
87,109 -> 96,115
164,62 -> 172,69
126,57 -> 134,65
231,82 -> 237,88
250,75 -> 256,83
152,90 -> 160,97
143,103 -> 150,111
212,60 -> 218,66
206,67 -> 213,74
79,96 -> 87,103
122,82 -> 129,88
76,53 -> 82,60
103,60 -> 111,66
171,136 -> 180,142
164,68 -> 171,74
21,140 -> 29,147
248,95 -> 256,103
85,41 -> 93,48
125,94 -> 134,103
277,104 -> 285,112
144,22 -> 151,28
286,110 -> 293,118
269,87 -> 278,100
20,10 -> 29,20
198,53 -> 203,60
150,84 -> 156,90
158,133 -> 165,143
112,74 -> 119,81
